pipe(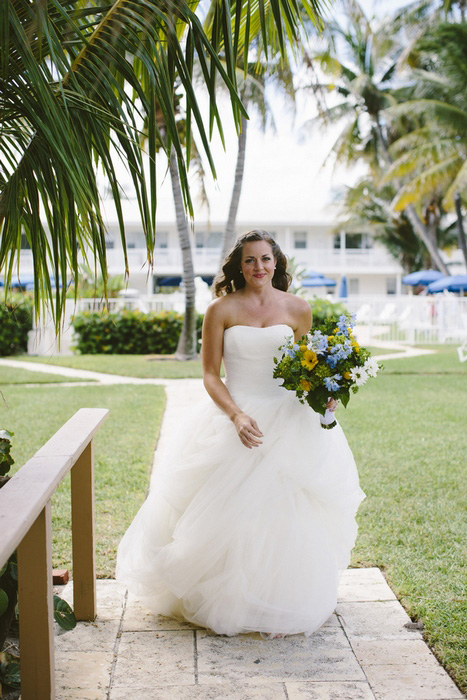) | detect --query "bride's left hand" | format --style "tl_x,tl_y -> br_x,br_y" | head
326,398 -> 338,412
